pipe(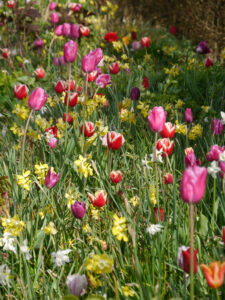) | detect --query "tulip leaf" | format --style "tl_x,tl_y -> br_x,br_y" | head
61,295 -> 79,300
199,213 -> 208,237
85,295 -> 105,300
